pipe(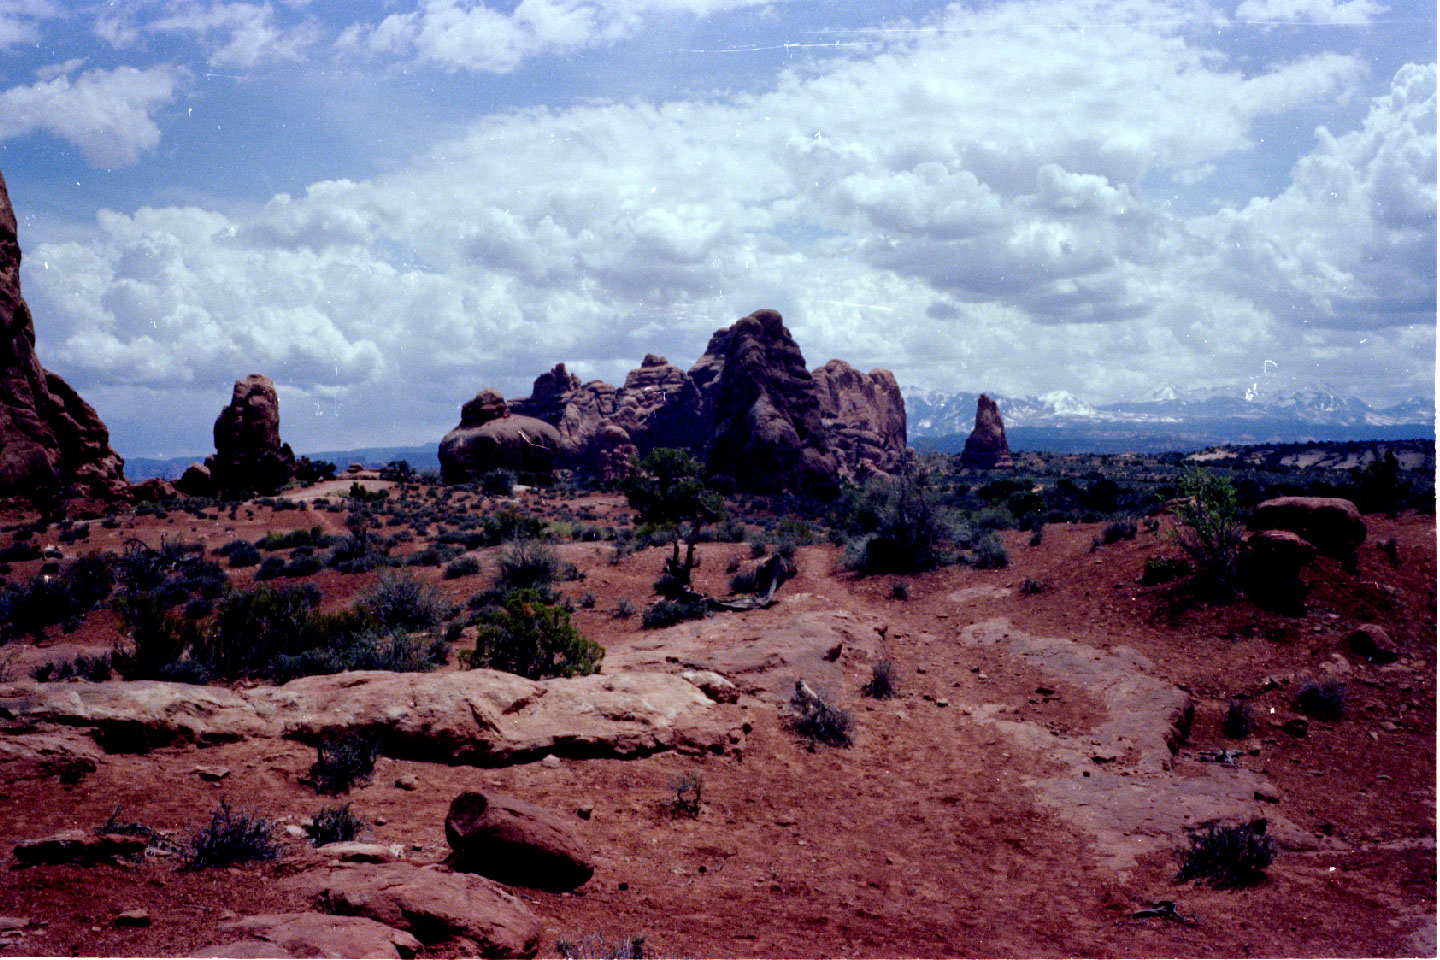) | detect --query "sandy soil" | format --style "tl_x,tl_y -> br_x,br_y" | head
0,489 -> 1432,958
